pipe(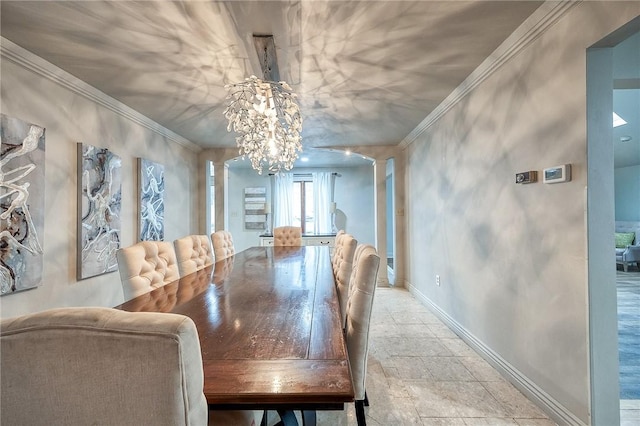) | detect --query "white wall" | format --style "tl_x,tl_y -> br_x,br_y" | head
404,2 -> 639,424
328,166 -> 376,246
615,165 -> 640,221
0,53 -> 199,319
226,165 -> 375,252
